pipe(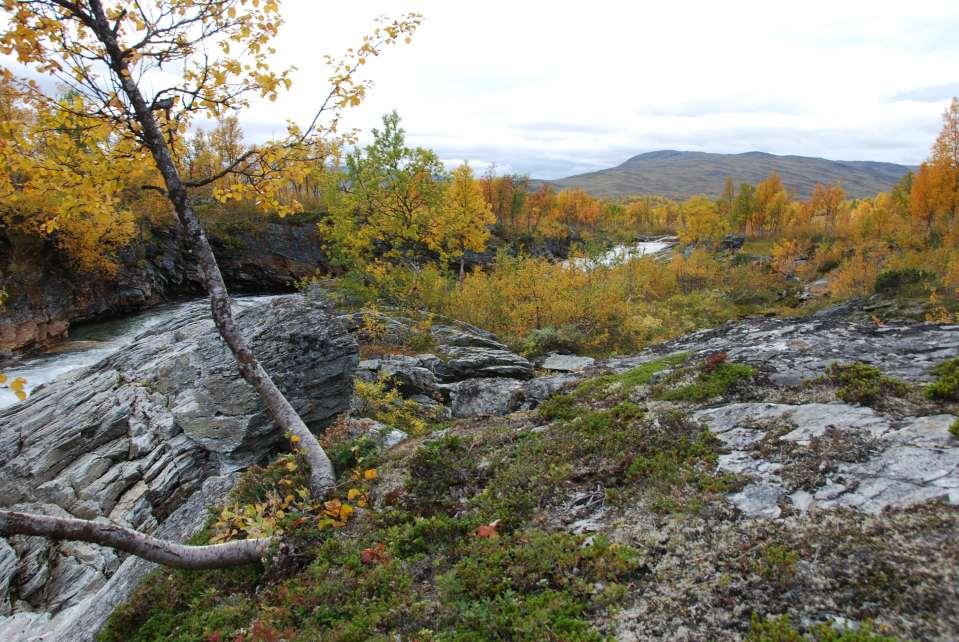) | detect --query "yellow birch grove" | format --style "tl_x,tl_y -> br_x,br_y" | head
430,164 -> 495,278
0,80 -> 151,271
